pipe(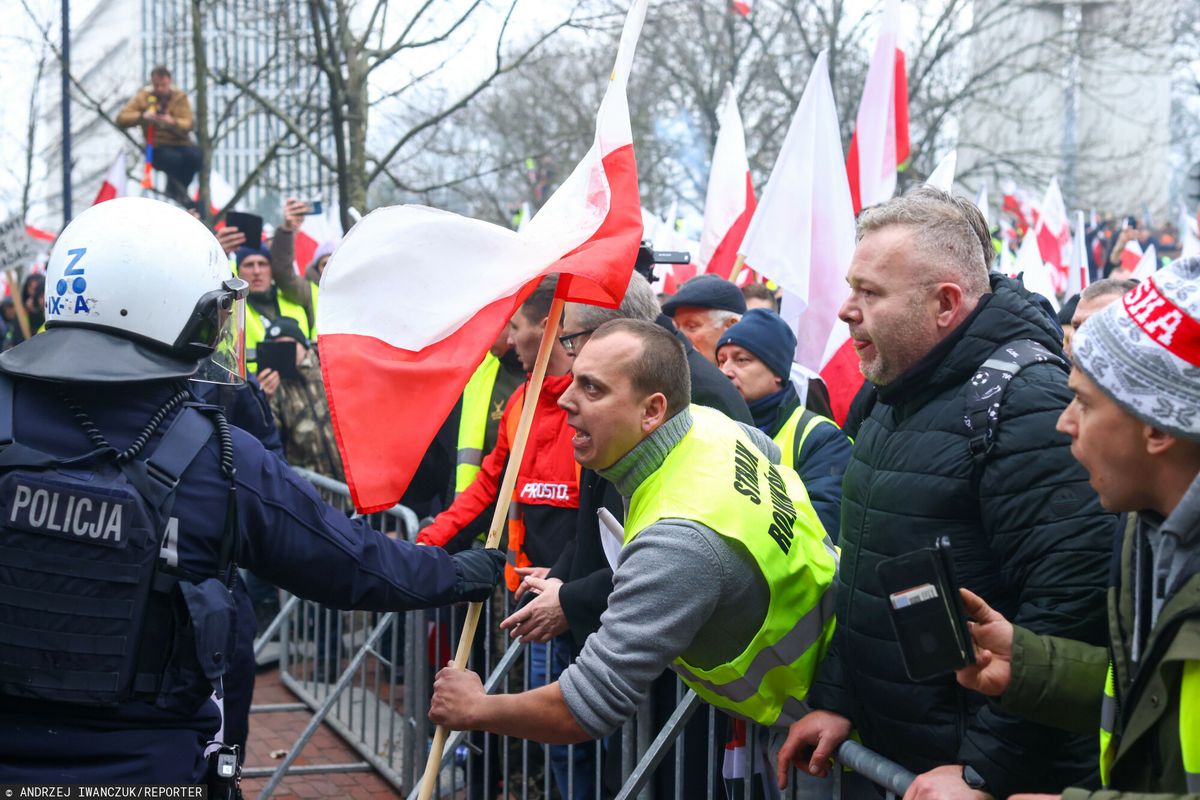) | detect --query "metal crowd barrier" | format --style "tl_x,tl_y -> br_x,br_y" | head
248,468 -> 915,800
